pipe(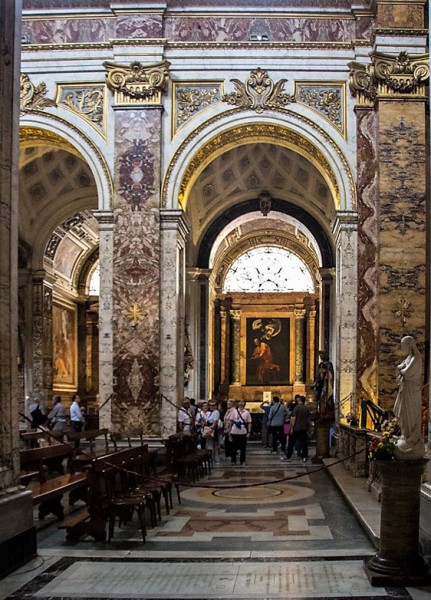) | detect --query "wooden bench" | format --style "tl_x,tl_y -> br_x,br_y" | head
20,445 -> 87,520
28,472 -> 87,520
20,444 -> 74,483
